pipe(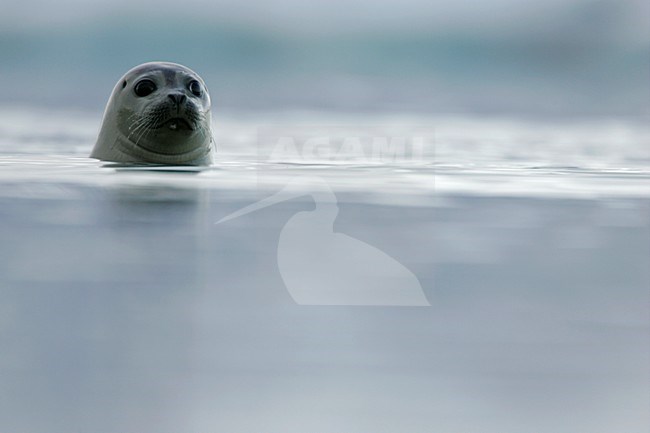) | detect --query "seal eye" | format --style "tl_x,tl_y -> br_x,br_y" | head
189,80 -> 202,97
134,79 -> 157,97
